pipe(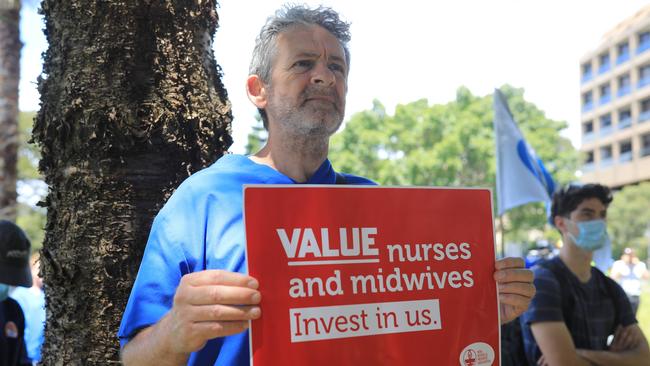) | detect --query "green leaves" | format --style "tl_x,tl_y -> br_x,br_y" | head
608,182 -> 650,259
